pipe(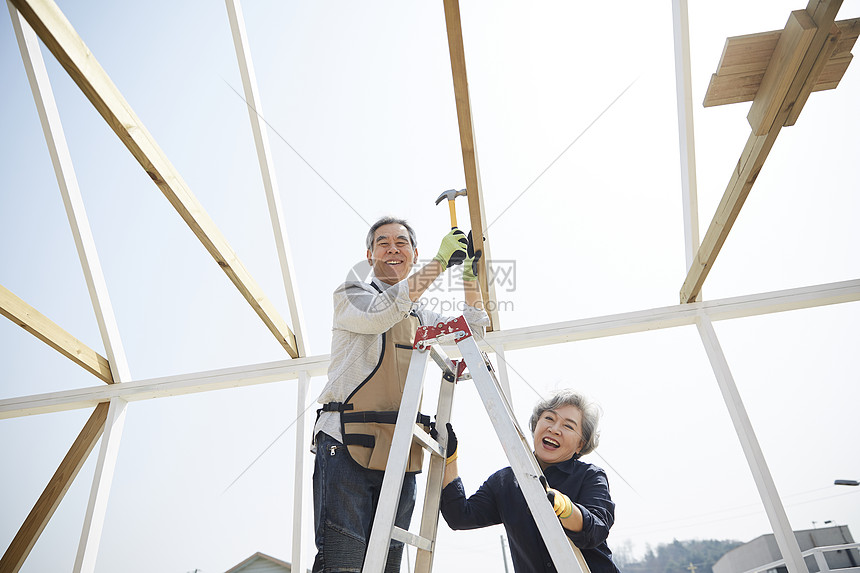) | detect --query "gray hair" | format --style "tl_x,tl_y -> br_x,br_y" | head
529,389 -> 601,457
366,216 -> 417,250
